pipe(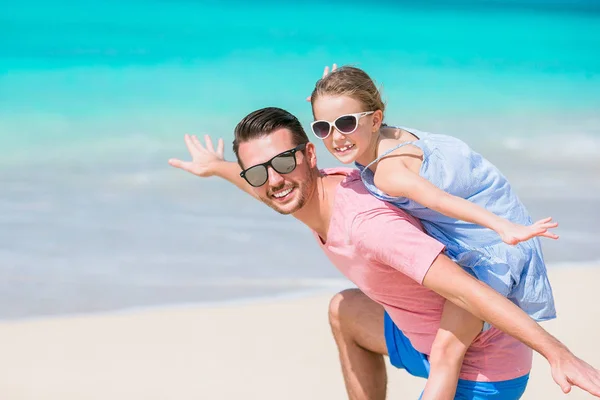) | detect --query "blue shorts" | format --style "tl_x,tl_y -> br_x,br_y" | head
384,312 -> 529,400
